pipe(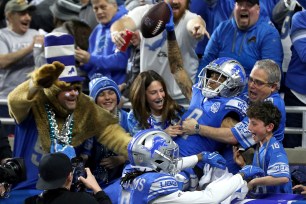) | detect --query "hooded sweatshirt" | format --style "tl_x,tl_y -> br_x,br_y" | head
80,5 -> 130,85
